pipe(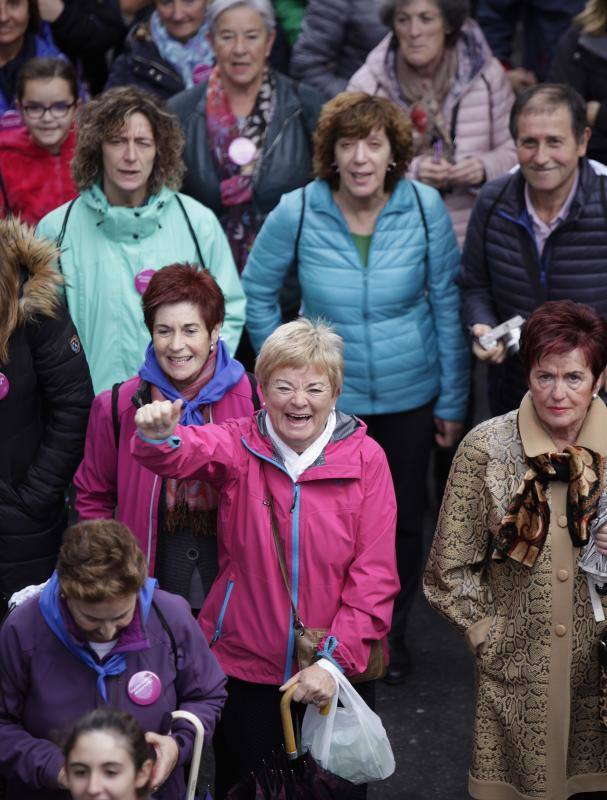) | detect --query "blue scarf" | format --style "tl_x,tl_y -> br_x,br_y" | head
39,573 -> 157,704
138,338 -> 245,426
150,10 -> 214,89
